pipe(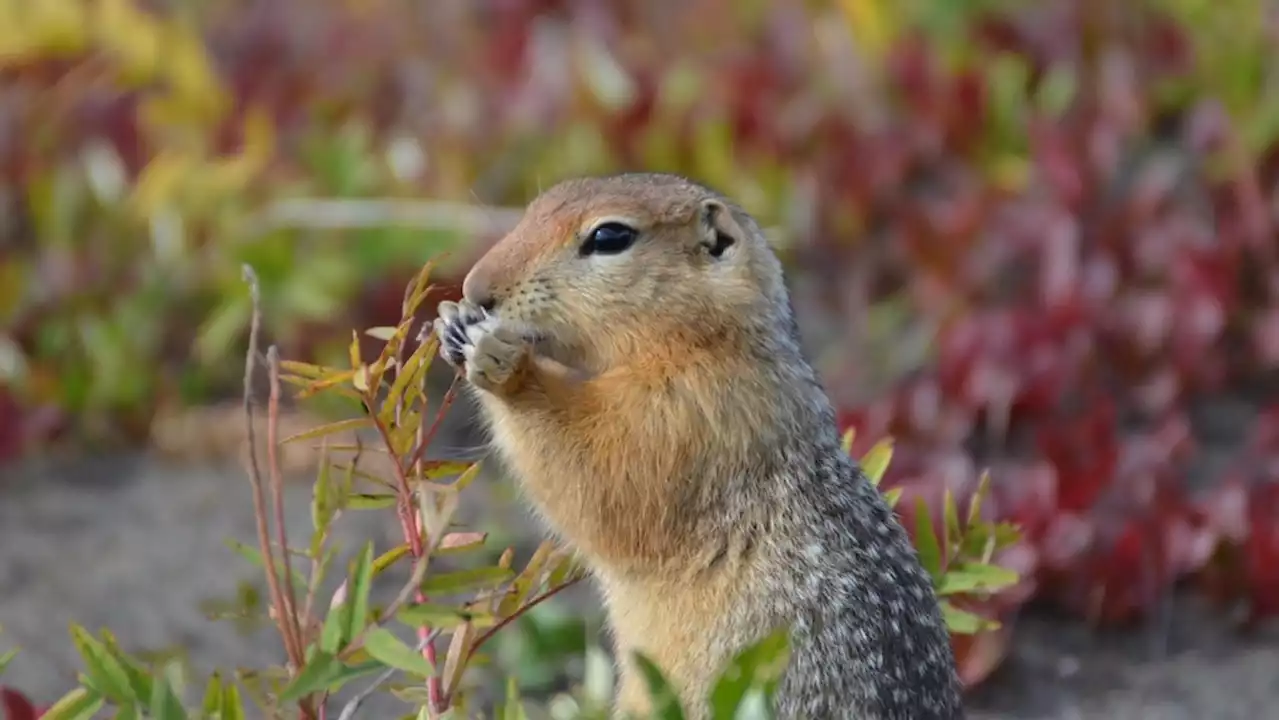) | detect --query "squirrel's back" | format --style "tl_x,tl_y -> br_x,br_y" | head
434,173 -> 963,719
